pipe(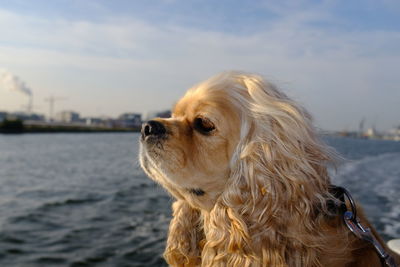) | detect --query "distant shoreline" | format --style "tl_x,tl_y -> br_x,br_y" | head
0,129 -> 140,134
0,121 -> 141,134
